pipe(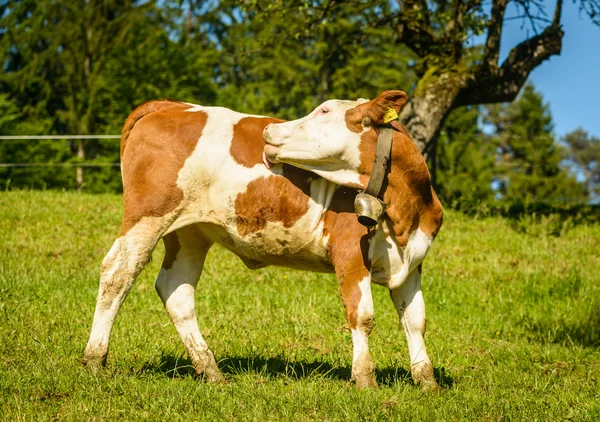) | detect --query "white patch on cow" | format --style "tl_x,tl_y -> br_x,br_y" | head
390,269 -> 432,370
155,256 -> 209,352
307,177 -> 337,230
351,275 -> 374,363
84,216 -> 173,362
351,328 -> 369,364
172,107 -> 272,226
370,226 -> 433,290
